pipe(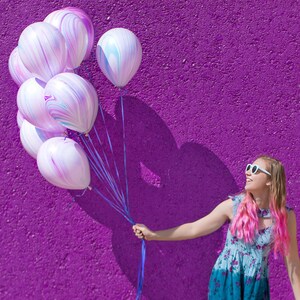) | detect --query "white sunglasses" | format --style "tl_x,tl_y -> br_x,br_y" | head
245,164 -> 271,176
